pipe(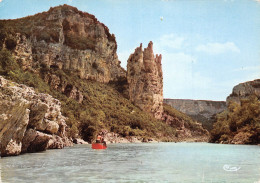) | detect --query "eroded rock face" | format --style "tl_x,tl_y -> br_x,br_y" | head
226,79 -> 260,105
164,99 -> 226,130
22,129 -> 52,153
164,99 -> 226,119
127,41 -> 163,119
43,73 -> 84,103
3,5 -> 125,83
0,76 -> 72,157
